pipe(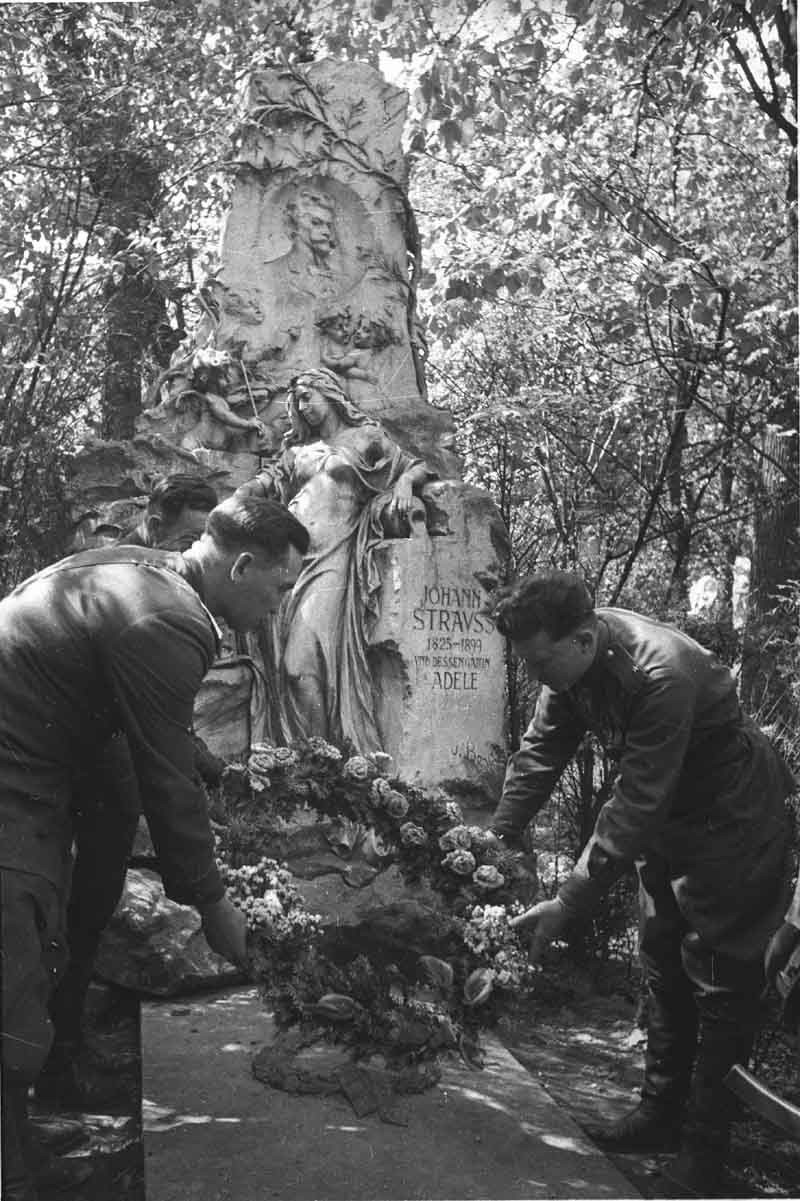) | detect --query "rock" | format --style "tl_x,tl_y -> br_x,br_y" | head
94,870 -> 239,996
